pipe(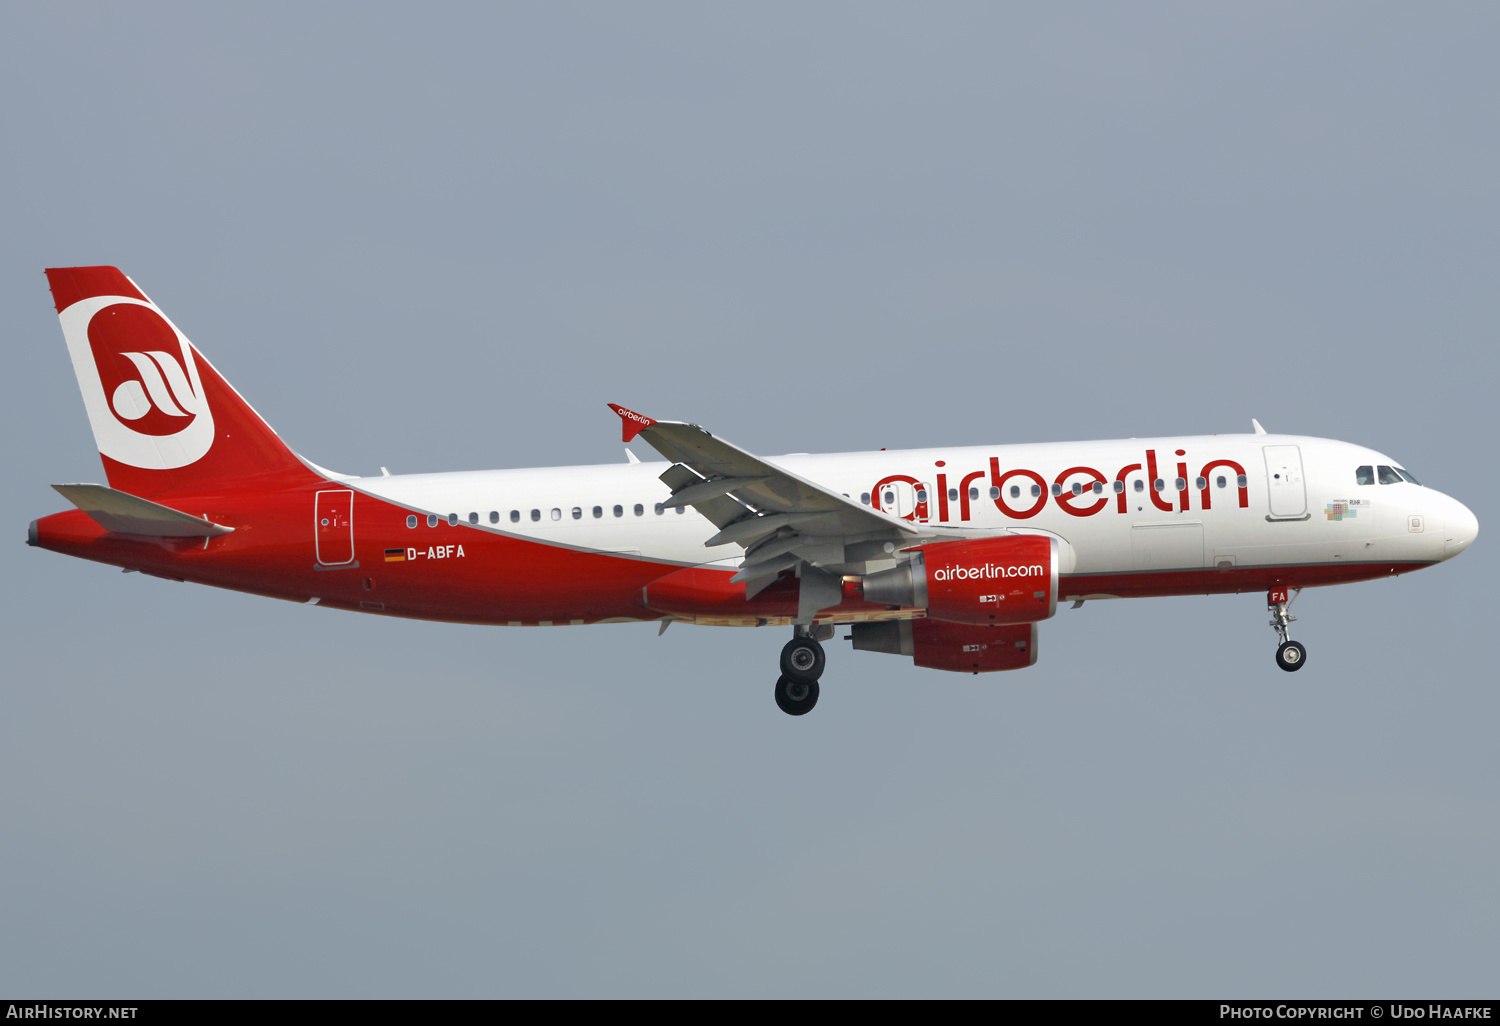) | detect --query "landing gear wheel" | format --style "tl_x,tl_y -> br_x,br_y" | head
1276,640 -> 1307,672
780,637 -> 826,685
775,675 -> 820,716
